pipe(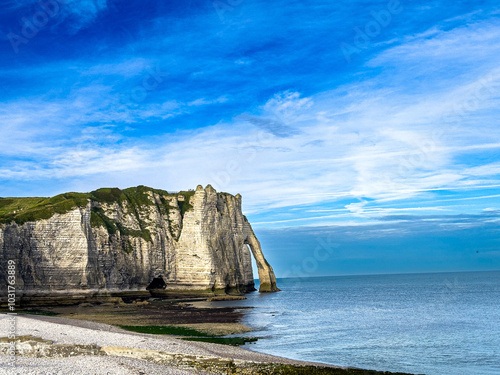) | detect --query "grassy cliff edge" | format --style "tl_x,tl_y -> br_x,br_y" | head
0,185 -> 196,227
